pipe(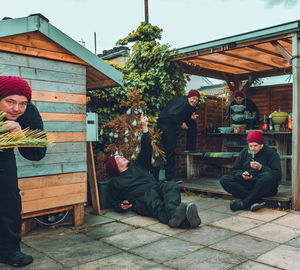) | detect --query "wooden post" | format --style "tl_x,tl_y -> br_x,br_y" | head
73,203 -> 85,226
87,142 -> 101,215
291,34 -> 300,210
